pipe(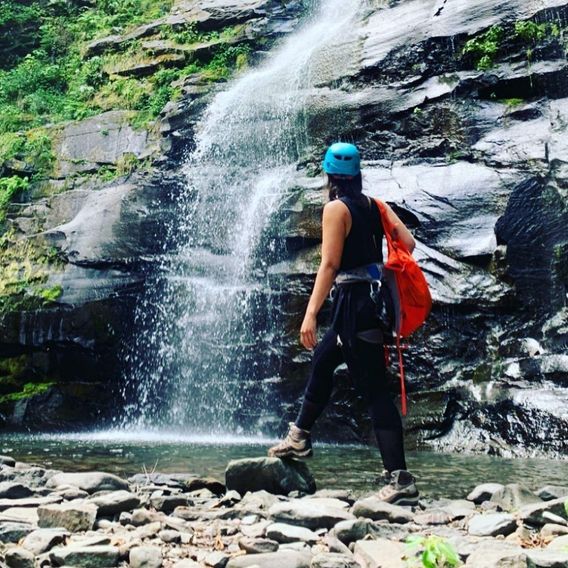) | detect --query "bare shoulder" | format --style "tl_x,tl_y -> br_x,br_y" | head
323,199 -> 349,217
